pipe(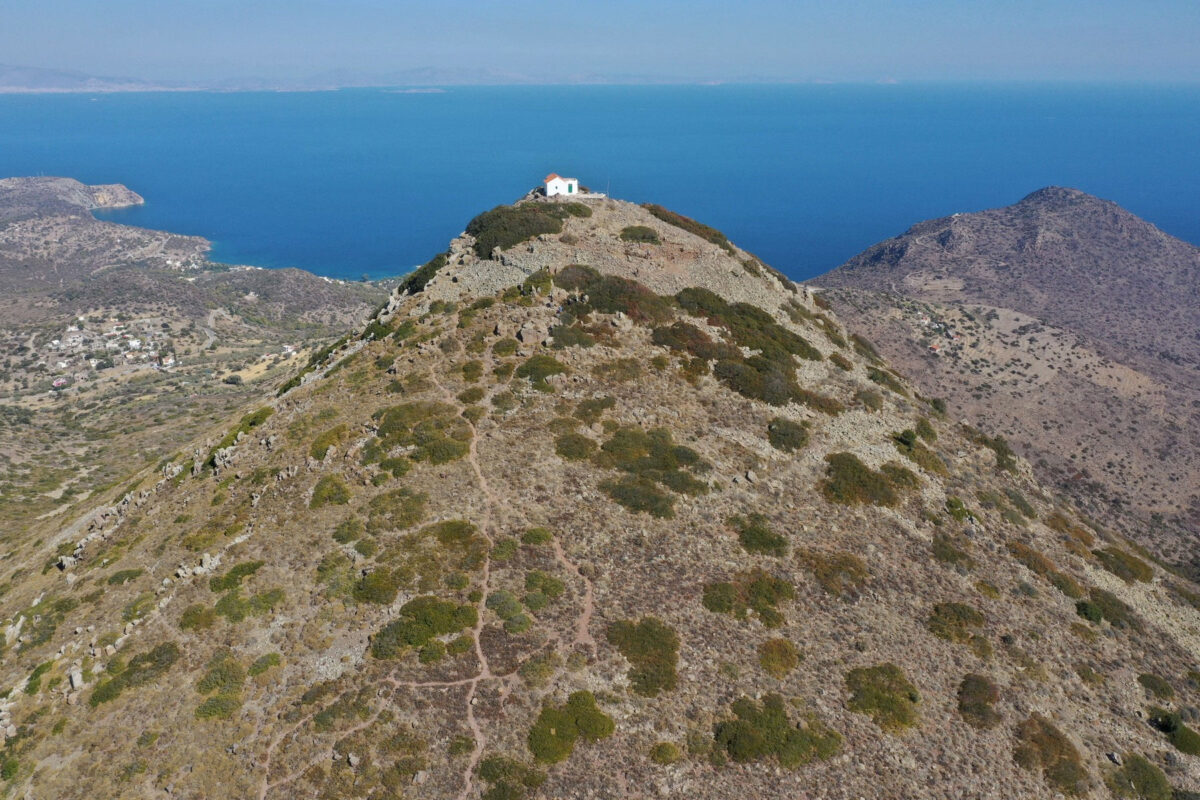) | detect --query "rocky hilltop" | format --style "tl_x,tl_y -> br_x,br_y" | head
4,191 -> 1200,799
814,188 -> 1200,571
